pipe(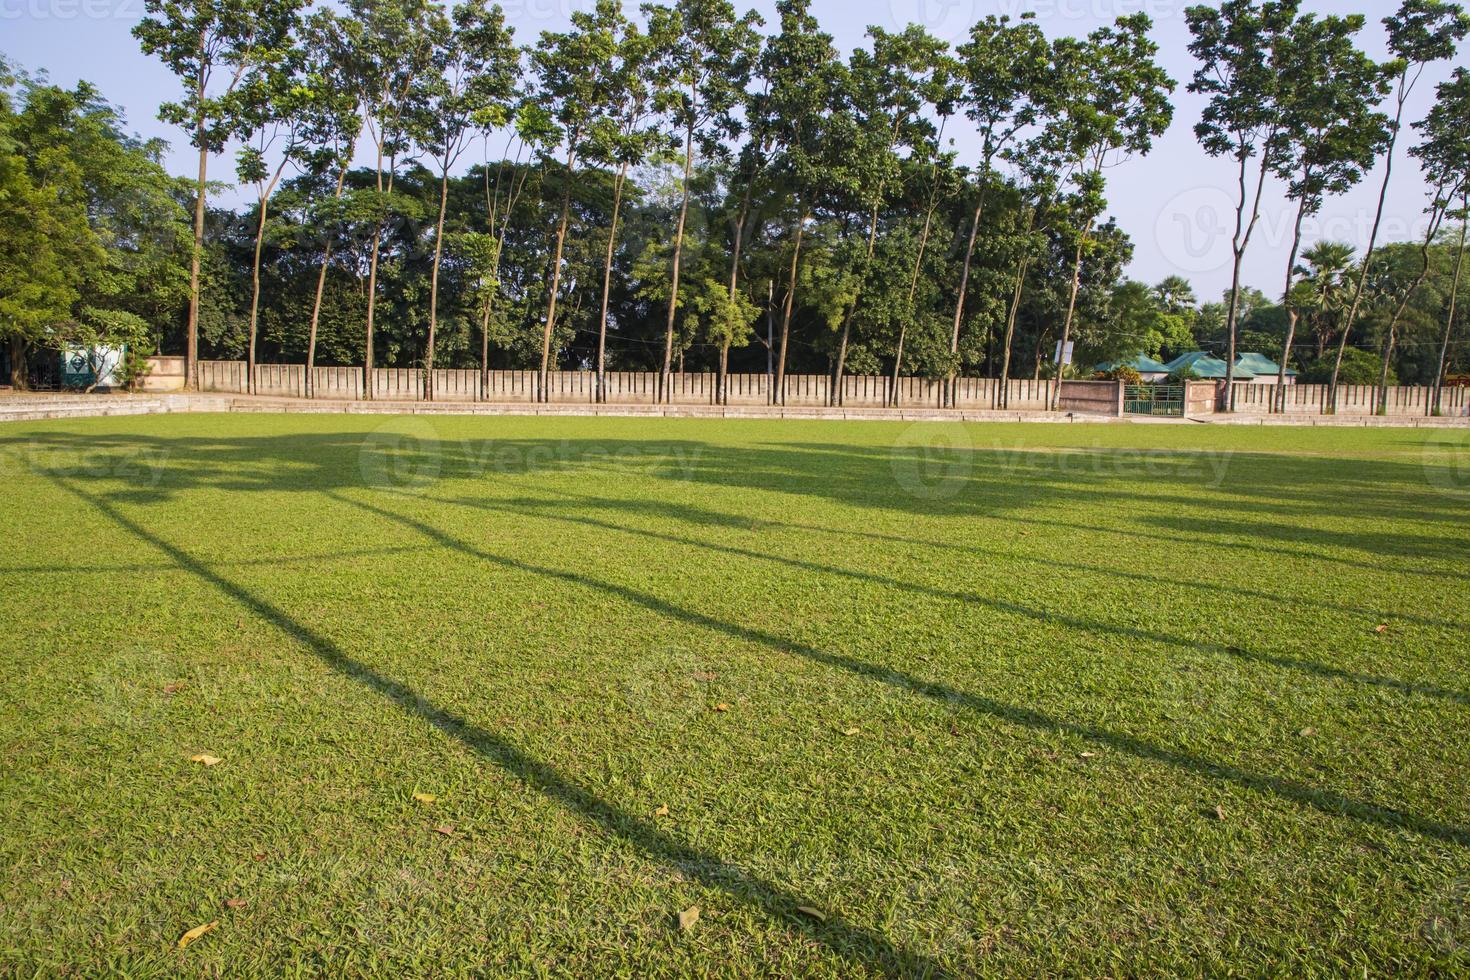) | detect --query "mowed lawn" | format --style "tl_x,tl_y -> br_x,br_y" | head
2,413 -> 1469,976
